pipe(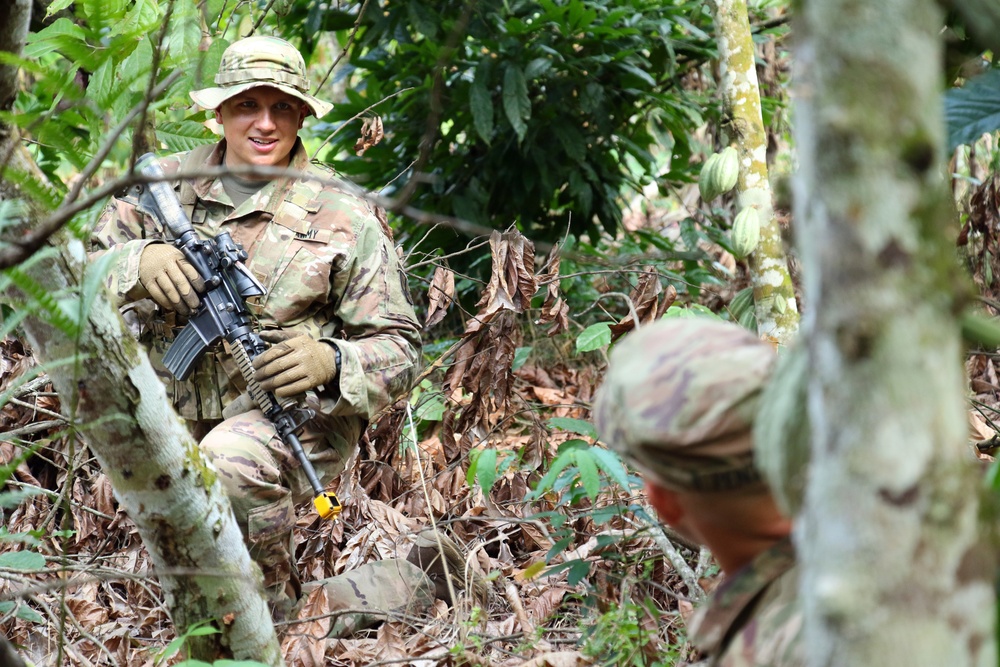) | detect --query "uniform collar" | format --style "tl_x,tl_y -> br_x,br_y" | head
193,138 -> 312,217
687,537 -> 796,658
